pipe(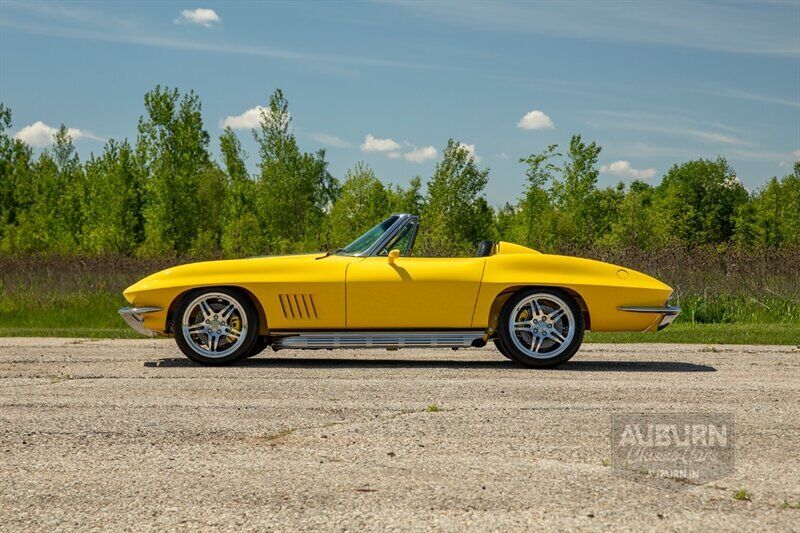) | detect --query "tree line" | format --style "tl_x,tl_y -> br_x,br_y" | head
1,88 -> 799,258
